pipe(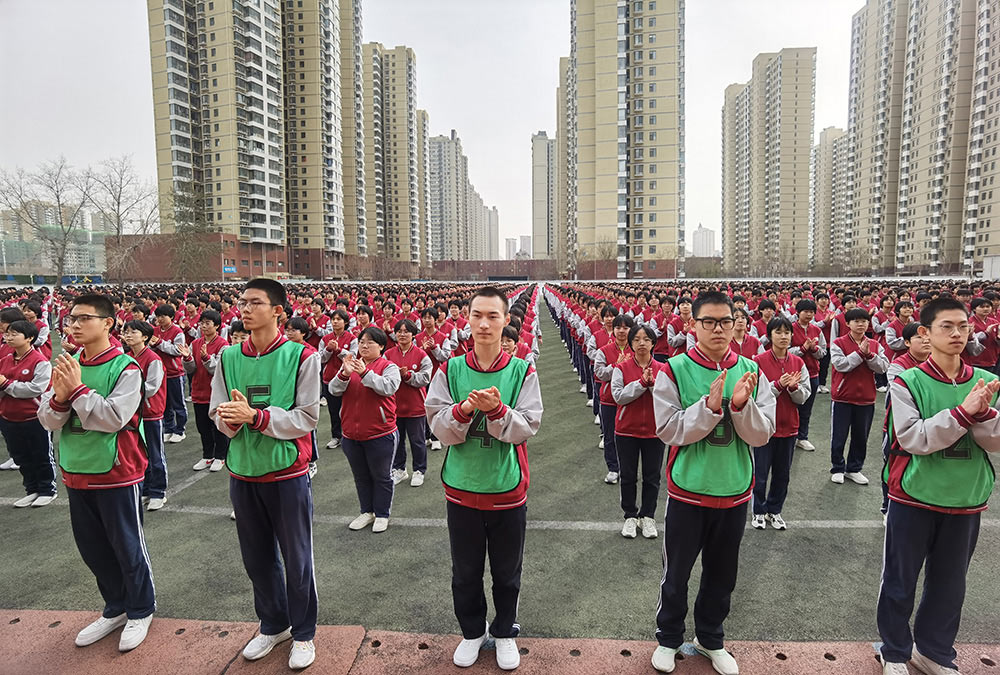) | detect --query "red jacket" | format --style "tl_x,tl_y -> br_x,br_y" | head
385,344 -> 429,418
598,341 -> 632,406
831,335 -> 882,405
754,350 -> 805,438
730,335 -> 760,359
131,346 -> 166,420
335,356 -> 398,441
791,321 -> 823,378
188,335 -> 229,404
153,323 -> 185,378
613,356 -> 666,438
0,348 -> 49,422
321,330 -> 356,383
